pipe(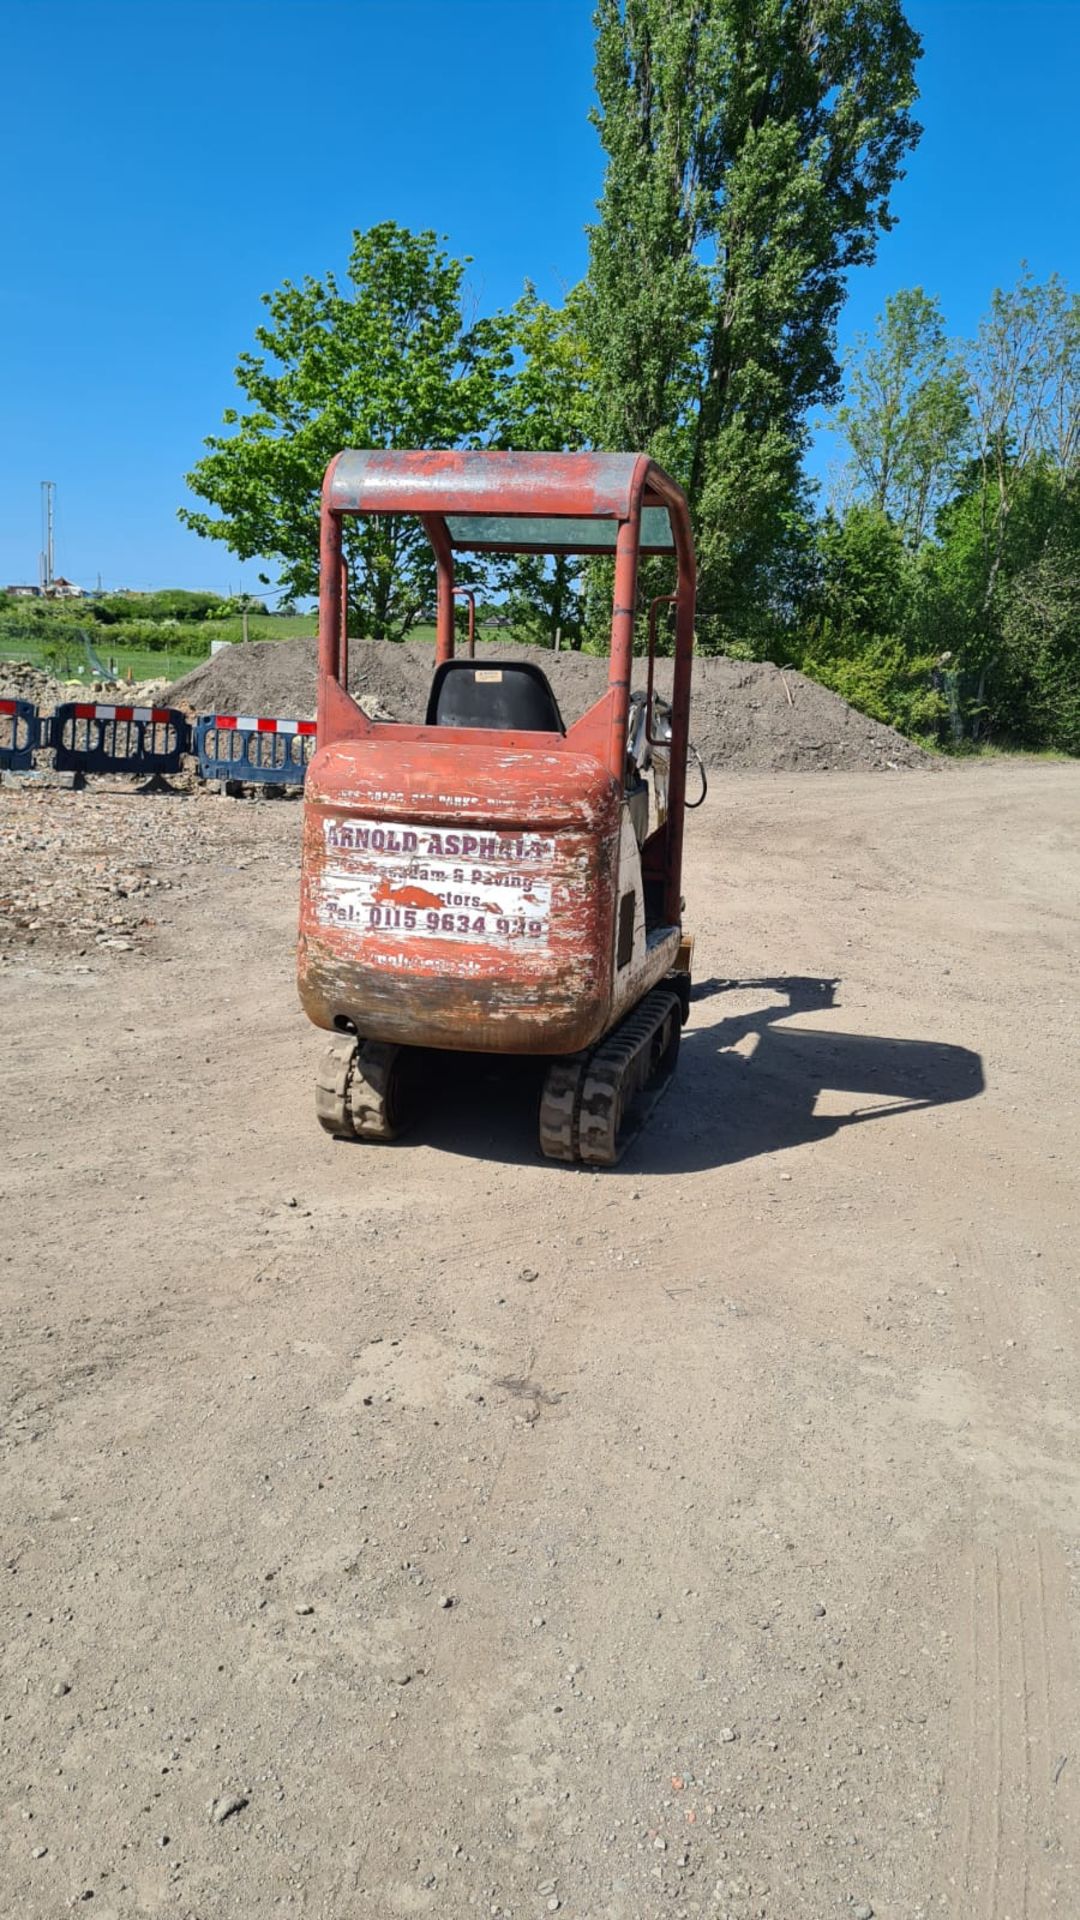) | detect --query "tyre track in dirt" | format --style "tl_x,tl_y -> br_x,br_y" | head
947,1533 -> 1080,1918
2,763 -> 1079,1920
